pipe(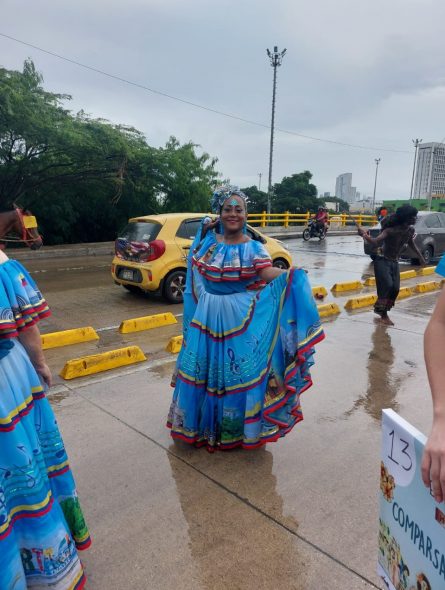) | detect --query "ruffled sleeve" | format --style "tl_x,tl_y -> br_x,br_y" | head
193,238 -> 272,282
251,241 -> 273,271
0,260 -> 51,339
